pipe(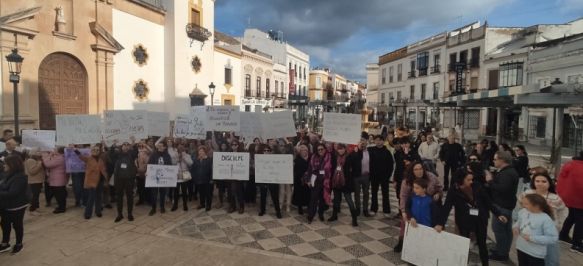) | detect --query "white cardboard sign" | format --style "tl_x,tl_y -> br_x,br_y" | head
262,111 -> 296,139
402,223 -> 470,266
145,164 -> 179,188
255,154 -> 293,184
103,110 -> 148,143
174,108 -> 206,140
212,152 -> 249,181
239,112 -> 264,139
147,112 -> 170,137
22,130 -> 56,151
206,106 -> 240,132
56,114 -> 102,145
322,112 -> 361,144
